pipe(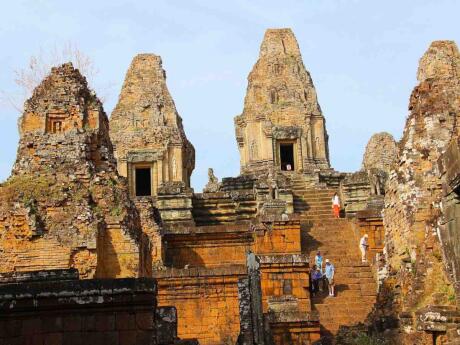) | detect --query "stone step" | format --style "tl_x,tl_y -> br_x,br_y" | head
300,211 -> 377,339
